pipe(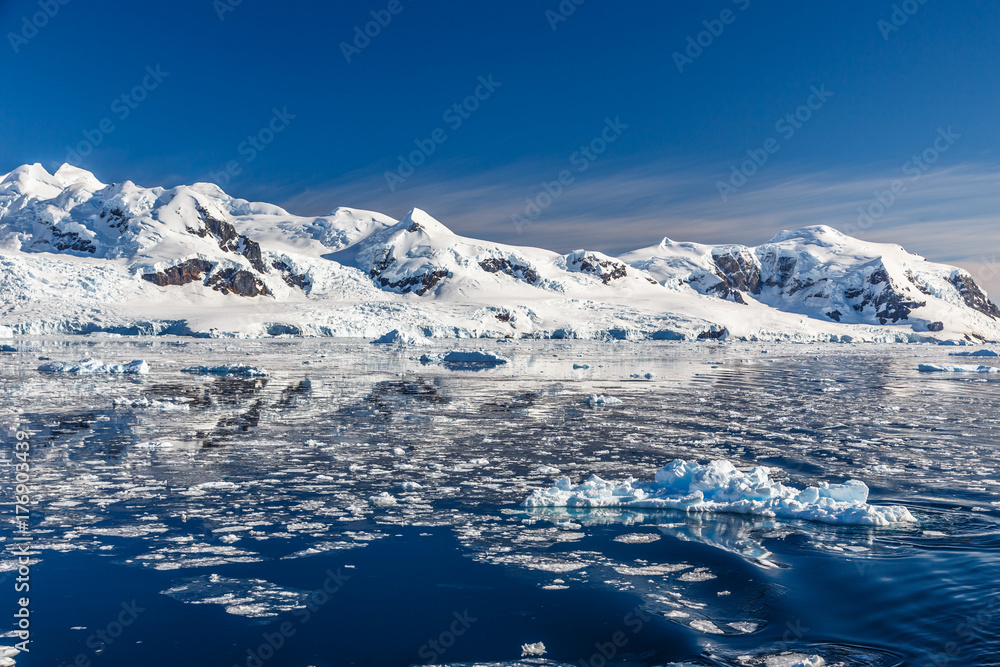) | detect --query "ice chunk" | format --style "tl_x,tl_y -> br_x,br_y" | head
949,349 -> 999,357
586,394 -> 623,406
522,459 -> 917,526
520,641 -> 546,656
369,492 -> 398,507
918,364 -> 999,373
38,358 -> 148,374
181,364 -> 268,377
440,350 -> 508,365
765,654 -> 826,667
